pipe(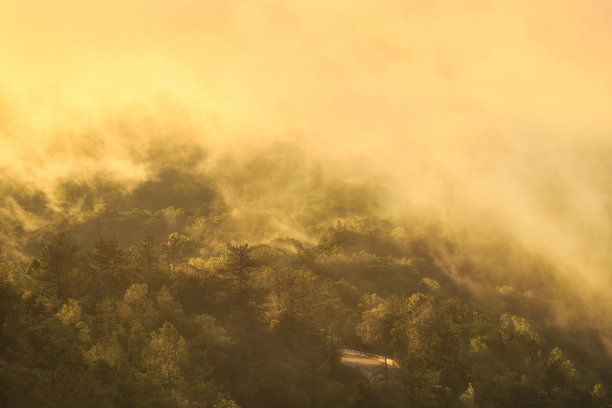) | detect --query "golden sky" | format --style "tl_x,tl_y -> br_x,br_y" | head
1,0 -> 611,141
